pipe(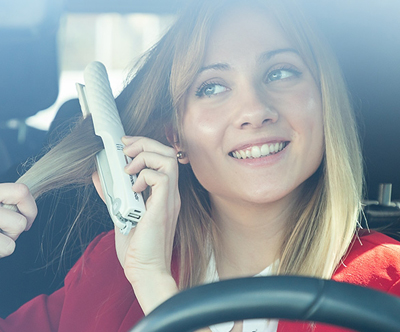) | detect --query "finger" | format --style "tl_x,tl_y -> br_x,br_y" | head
0,233 -> 16,258
121,136 -> 141,144
133,168 -> 180,219
0,207 -> 28,241
0,183 -> 37,230
132,168 -> 180,257
122,137 -> 176,159
132,168 -> 171,196
125,151 -> 178,178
